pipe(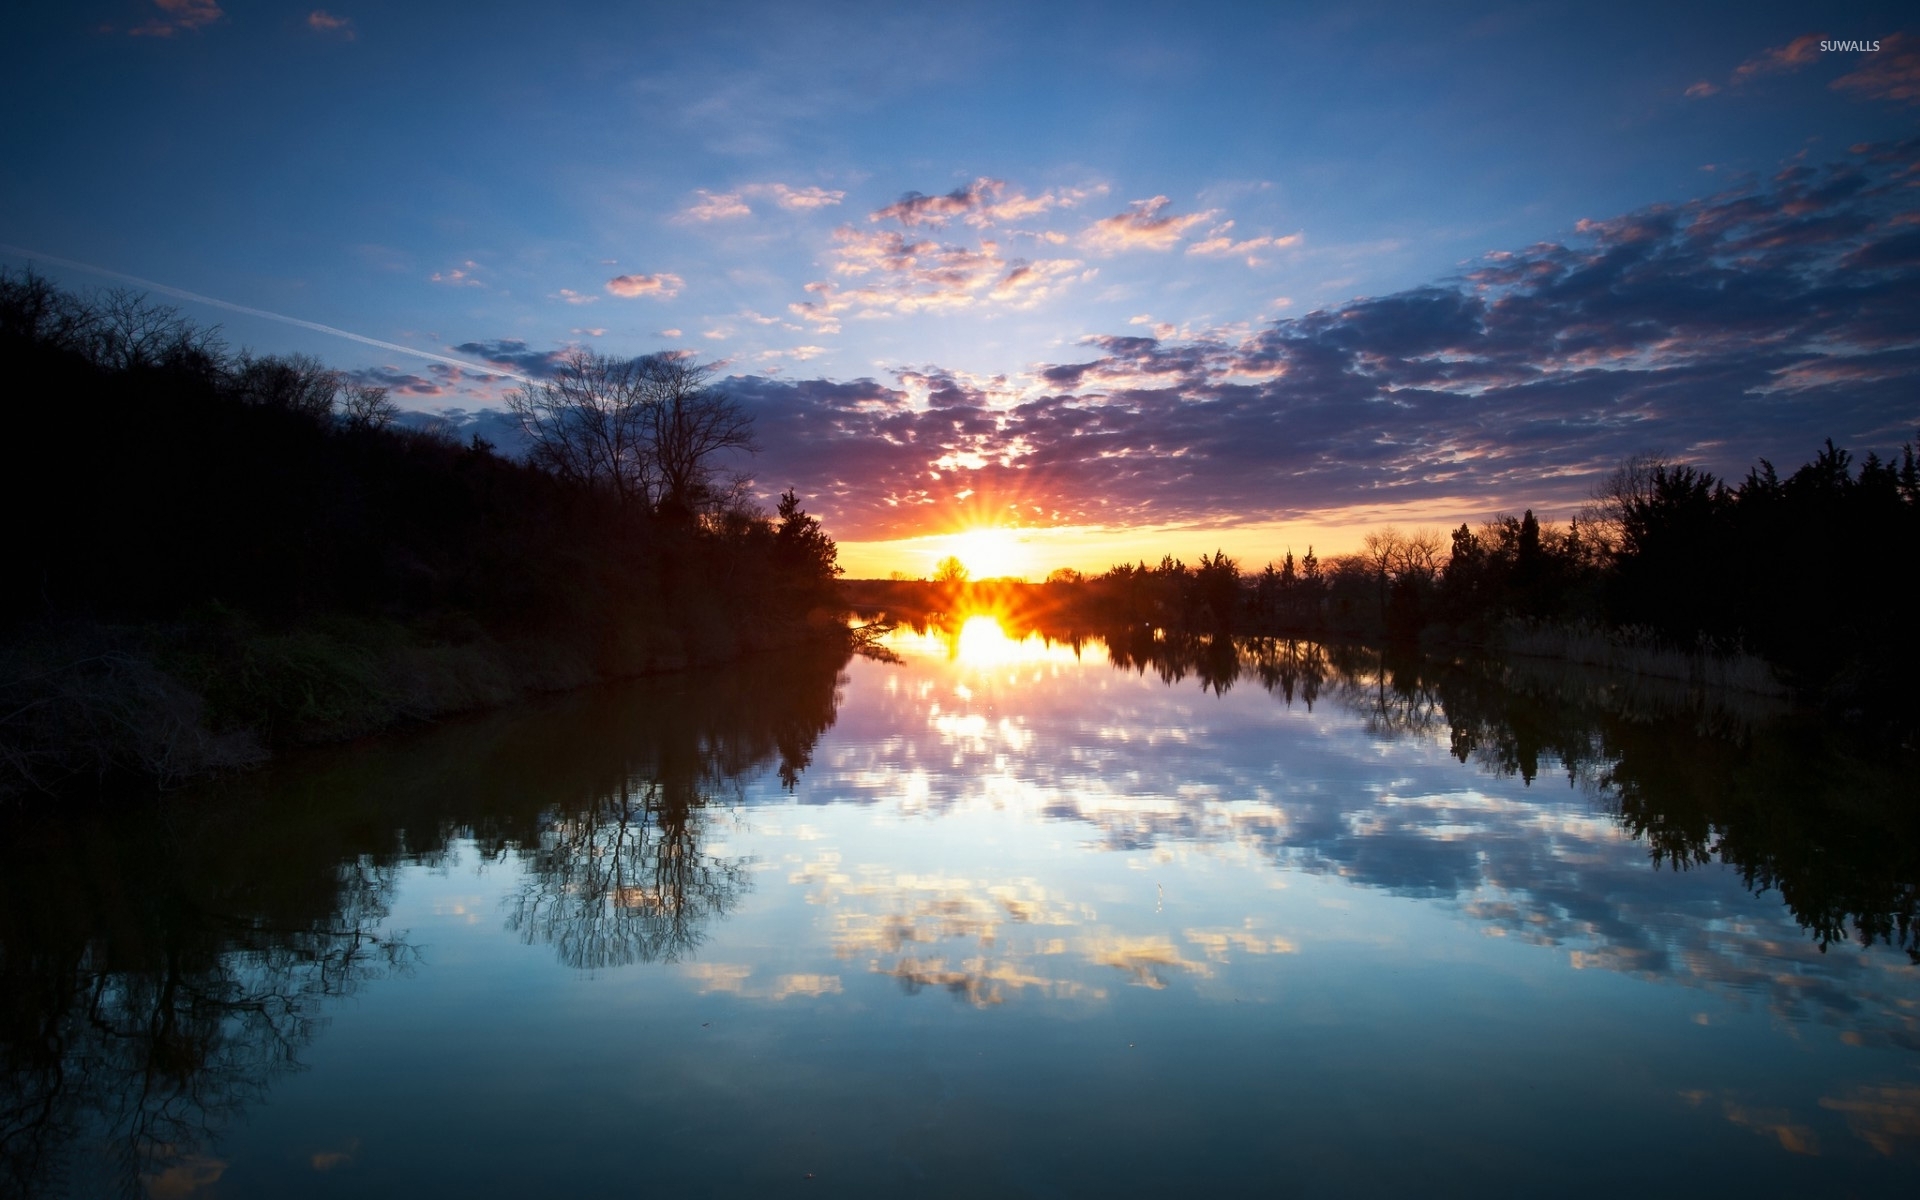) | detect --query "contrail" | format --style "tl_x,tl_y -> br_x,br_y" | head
0,244 -> 530,384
